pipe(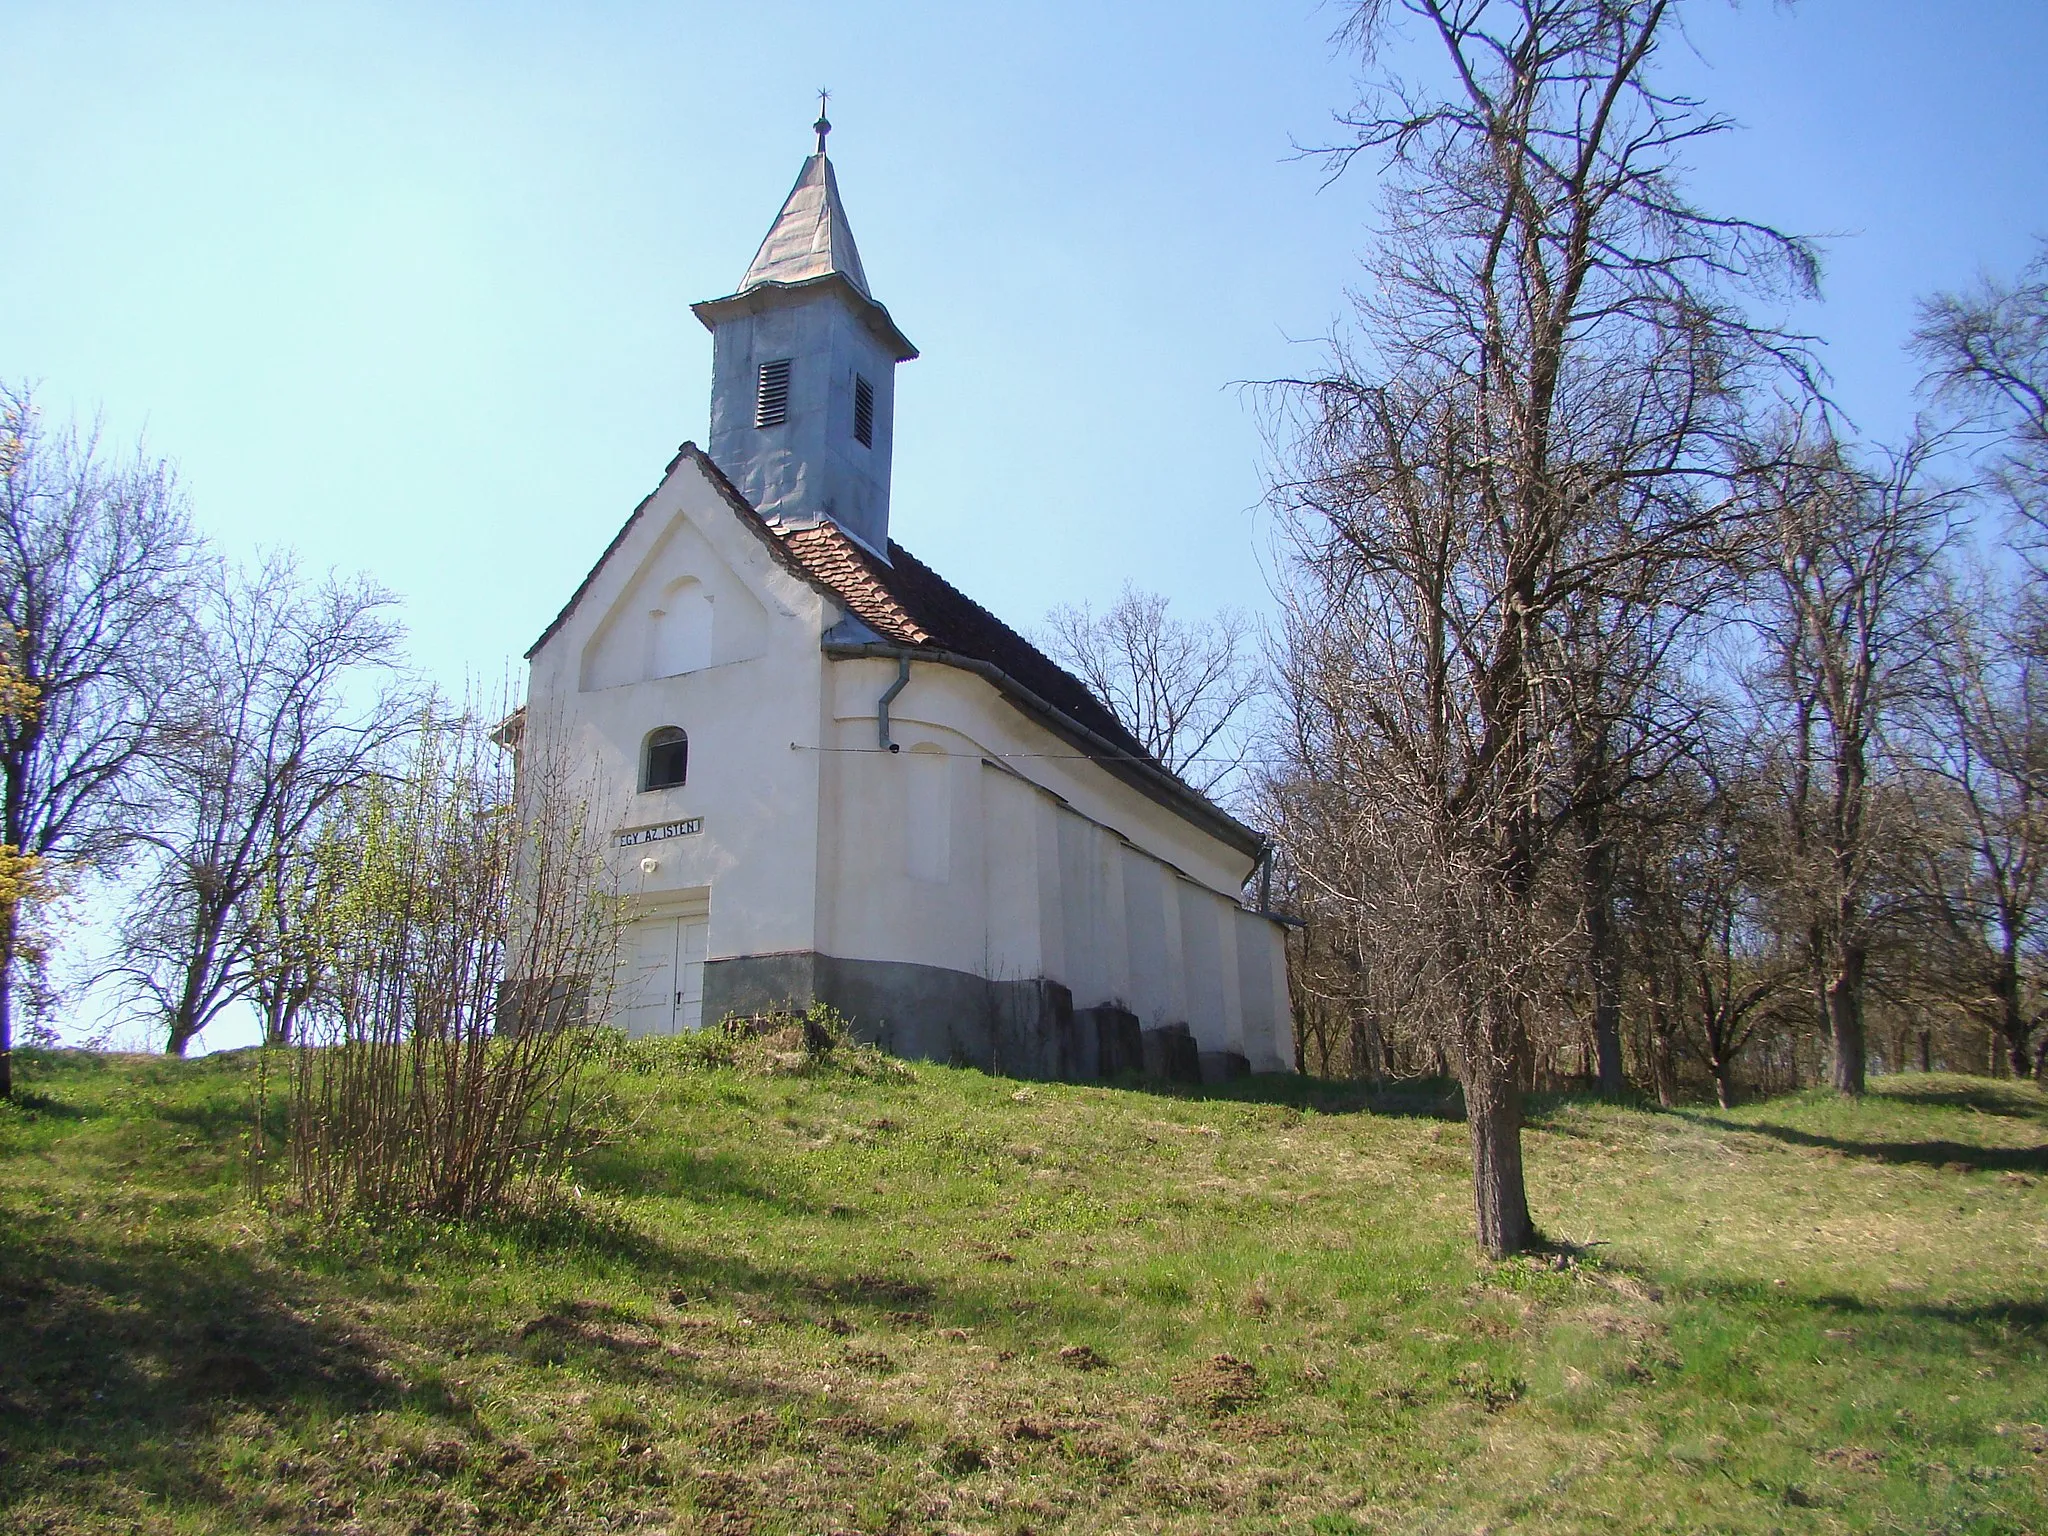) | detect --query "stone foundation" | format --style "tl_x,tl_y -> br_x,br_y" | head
1075,1005 -> 1145,1079
1141,1023 -> 1202,1084
1198,1049 -> 1251,1085
703,951 -> 1237,1085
